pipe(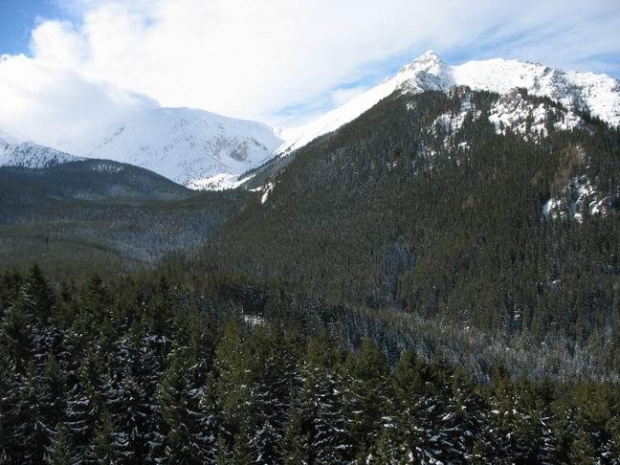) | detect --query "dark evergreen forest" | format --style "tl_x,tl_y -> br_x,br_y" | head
1,267 -> 619,463
207,88 -> 620,381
